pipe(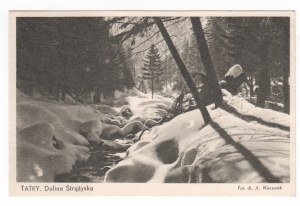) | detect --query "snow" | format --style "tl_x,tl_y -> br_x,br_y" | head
124,94 -> 172,121
16,88 -> 290,183
105,91 -> 290,183
17,90 -> 106,182
225,64 -> 243,78
222,90 -> 289,129
16,89 -> 172,182
17,122 -> 90,182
